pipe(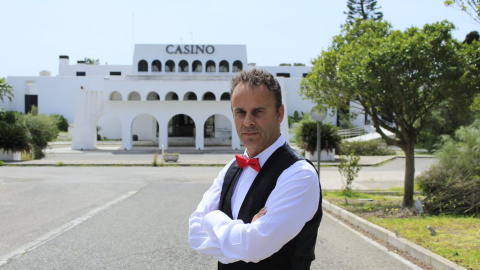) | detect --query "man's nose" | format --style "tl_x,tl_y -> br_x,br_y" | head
243,113 -> 255,126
